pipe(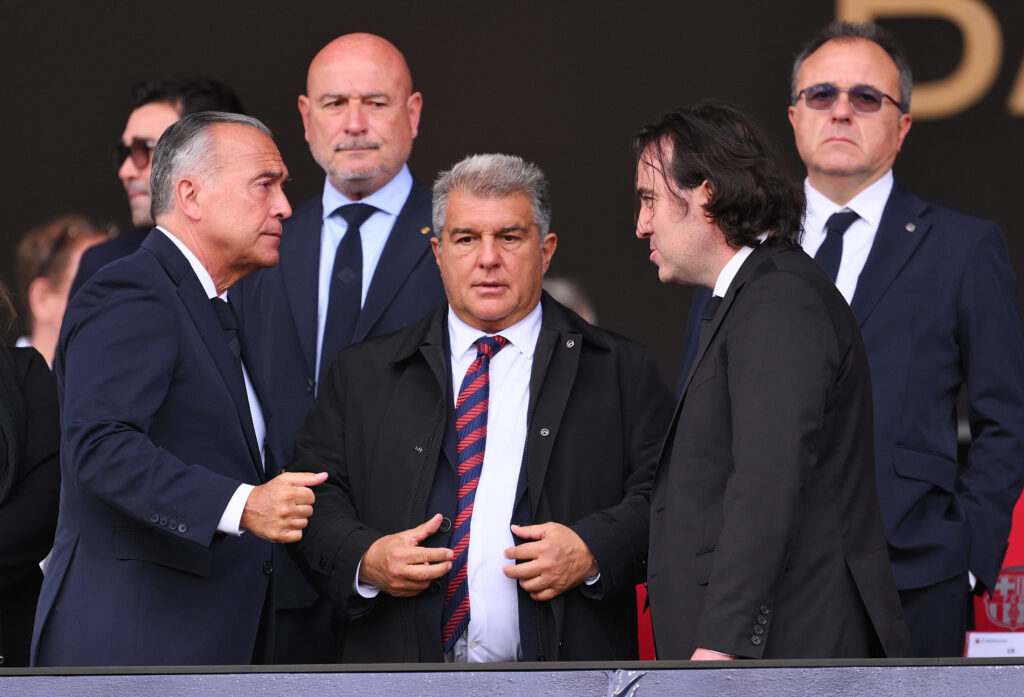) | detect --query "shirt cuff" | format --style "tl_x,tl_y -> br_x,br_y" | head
354,557 -> 381,598
585,572 -> 601,585
217,484 -> 255,536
